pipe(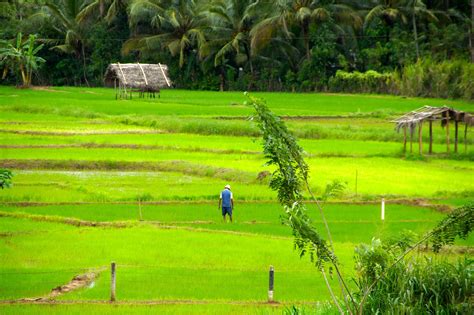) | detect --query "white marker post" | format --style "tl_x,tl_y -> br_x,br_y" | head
381,198 -> 385,221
